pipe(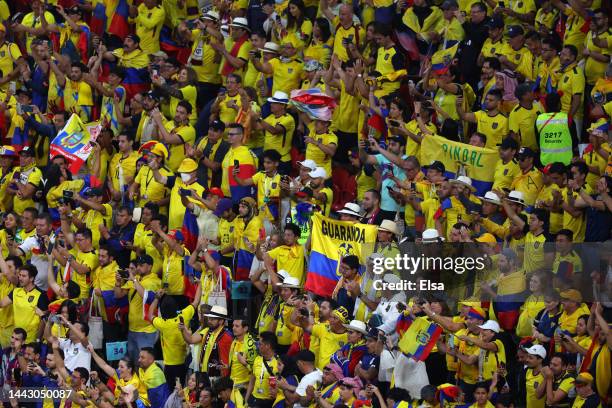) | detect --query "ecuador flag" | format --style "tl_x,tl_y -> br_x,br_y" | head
305,214 -> 377,297
398,316 -> 443,361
